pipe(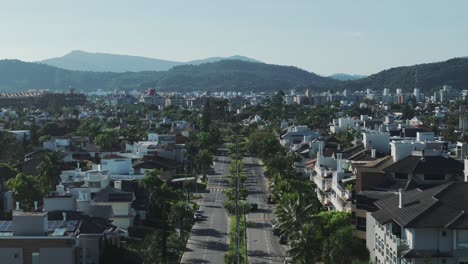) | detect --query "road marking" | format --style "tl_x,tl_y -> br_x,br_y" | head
202,158 -> 228,263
